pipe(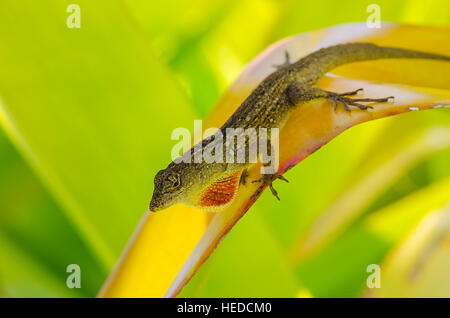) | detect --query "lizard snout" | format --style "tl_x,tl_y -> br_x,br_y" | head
149,194 -> 163,212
